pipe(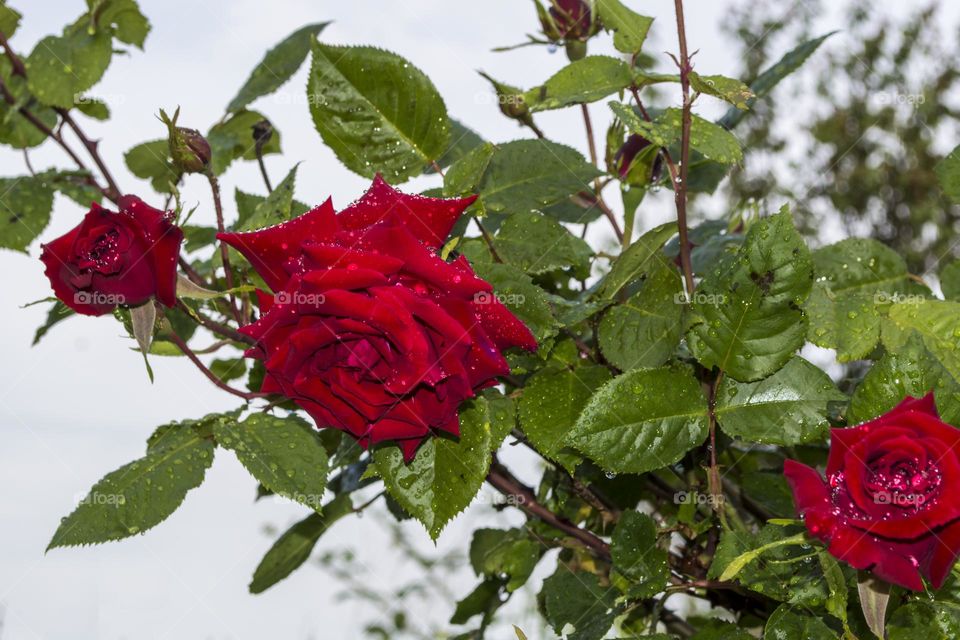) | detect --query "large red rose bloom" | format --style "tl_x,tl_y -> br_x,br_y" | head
40,196 -> 183,316
219,176 -> 537,460
784,394 -> 960,590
